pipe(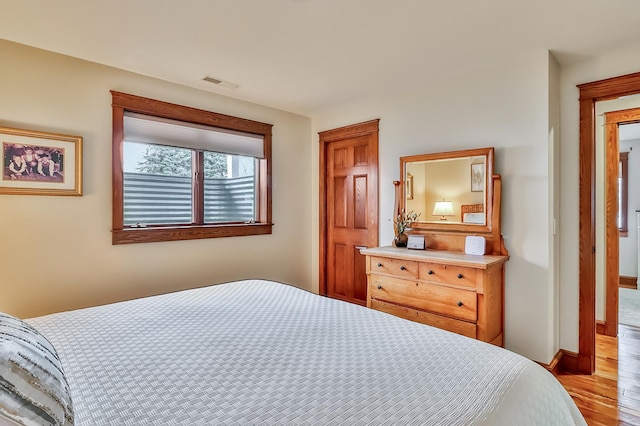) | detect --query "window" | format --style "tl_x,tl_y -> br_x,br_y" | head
111,91 -> 272,244
618,151 -> 629,237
